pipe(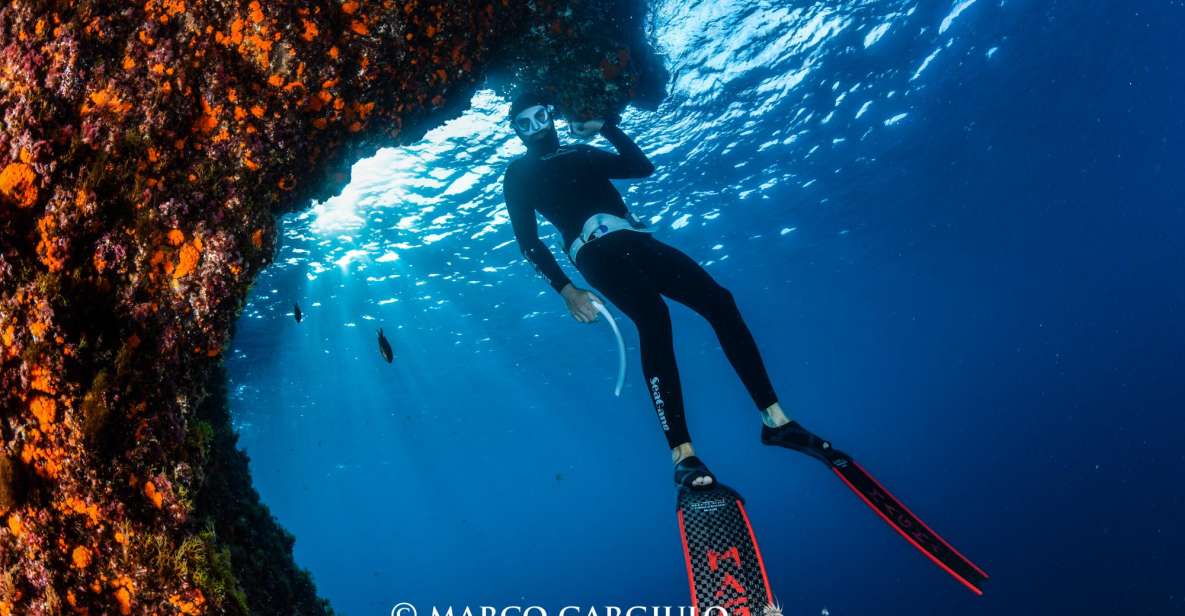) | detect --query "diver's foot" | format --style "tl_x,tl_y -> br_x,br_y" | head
761,420 -> 834,464
674,456 -> 716,490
